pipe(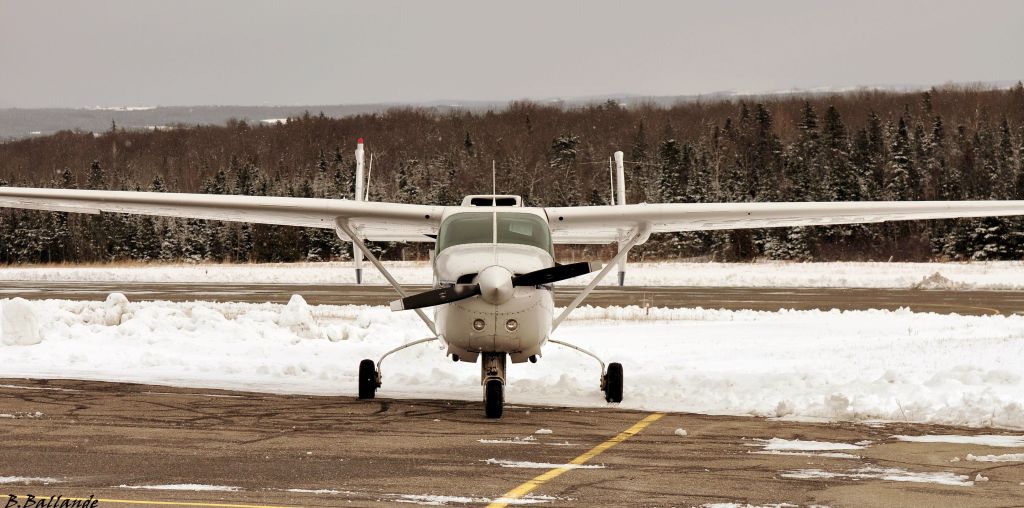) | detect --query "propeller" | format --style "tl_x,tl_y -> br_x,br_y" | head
390,284 -> 480,311
510,261 -> 601,287
390,261 -> 601,311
